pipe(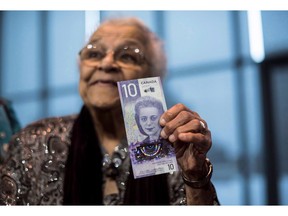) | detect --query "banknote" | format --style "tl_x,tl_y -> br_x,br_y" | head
117,76 -> 178,179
